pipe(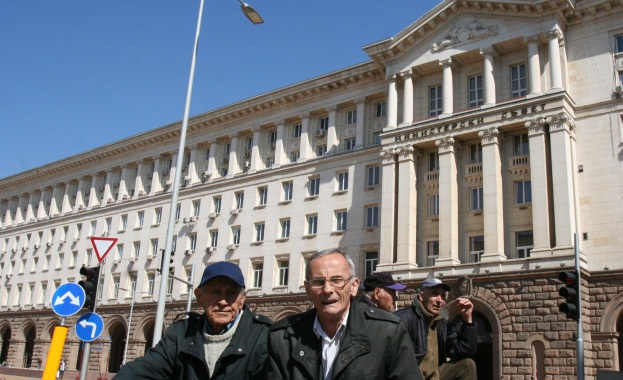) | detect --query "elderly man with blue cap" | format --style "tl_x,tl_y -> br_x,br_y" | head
394,277 -> 478,380
116,261 -> 272,380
